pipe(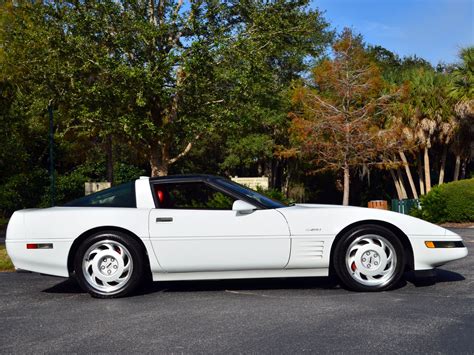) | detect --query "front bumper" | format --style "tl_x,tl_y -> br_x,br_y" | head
411,235 -> 468,270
